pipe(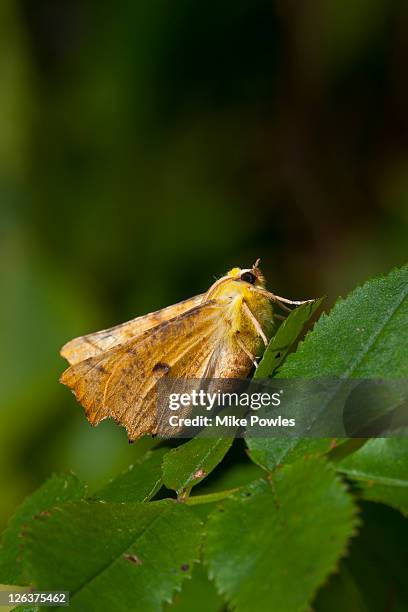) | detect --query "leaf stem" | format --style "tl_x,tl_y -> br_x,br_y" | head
183,487 -> 241,506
